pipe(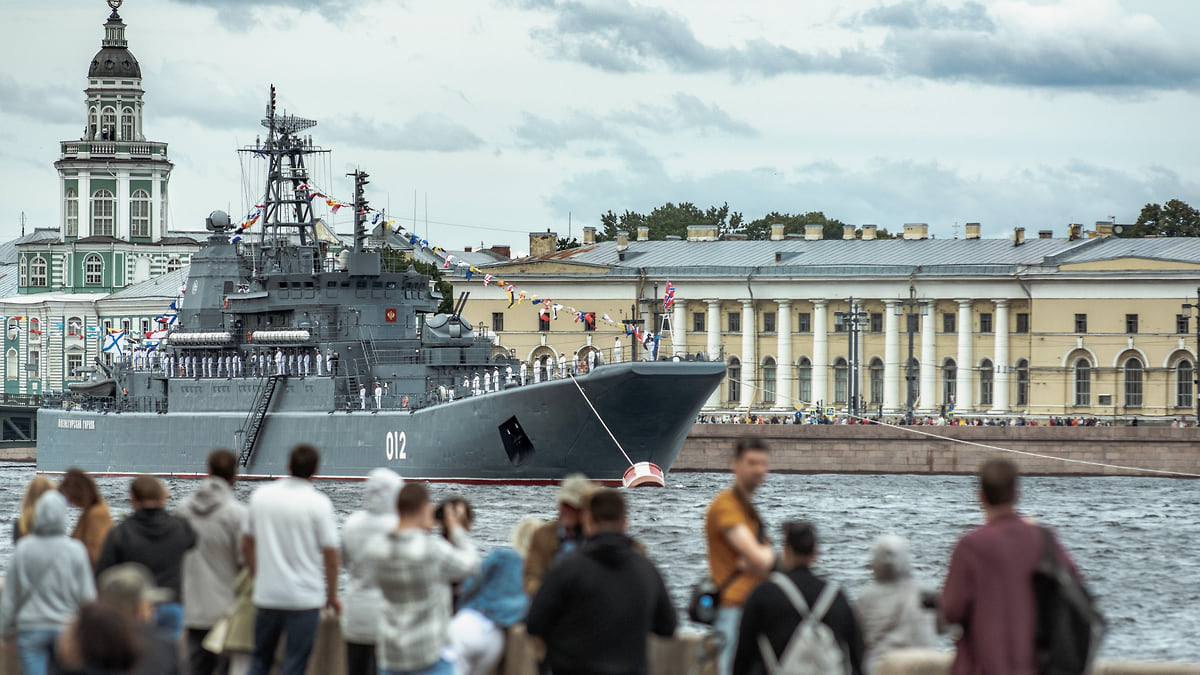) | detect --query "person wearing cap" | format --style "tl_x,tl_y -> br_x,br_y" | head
241,443 -> 341,675
341,468 -> 404,675
522,473 -> 597,596
177,449 -> 248,675
526,489 -> 677,675
95,475 -> 196,644
1,491 -> 96,675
